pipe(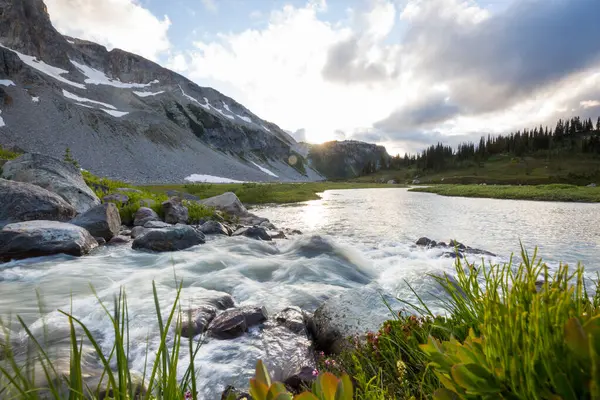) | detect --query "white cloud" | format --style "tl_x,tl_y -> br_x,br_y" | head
581,100 -> 600,109
44,0 -> 171,61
